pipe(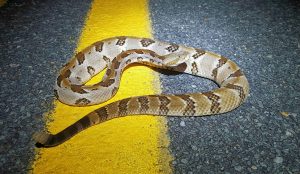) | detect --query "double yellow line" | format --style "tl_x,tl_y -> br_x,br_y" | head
32,0 -> 172,173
